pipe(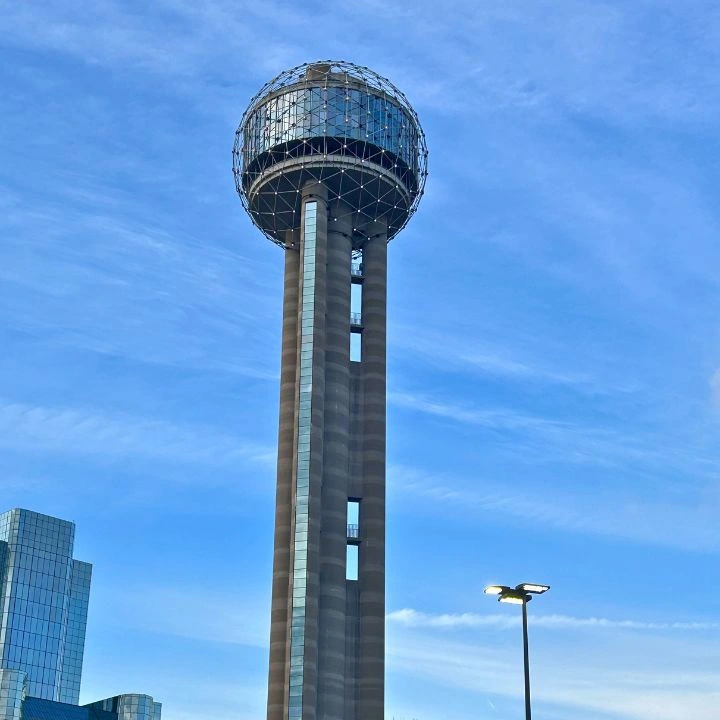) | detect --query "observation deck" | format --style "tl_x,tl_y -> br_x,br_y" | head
233,61 -> 428,247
